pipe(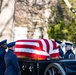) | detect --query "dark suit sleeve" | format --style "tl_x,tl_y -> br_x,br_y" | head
69,53 -> 75,59
11,54 -> 21,75
59,48 -> 64,58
